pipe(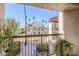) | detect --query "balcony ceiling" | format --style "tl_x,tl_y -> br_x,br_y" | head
25,3 -> 79,11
